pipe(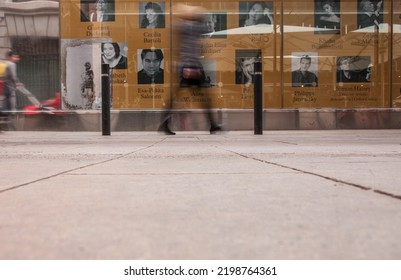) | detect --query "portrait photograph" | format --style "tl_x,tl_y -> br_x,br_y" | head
357,0 -> 383,30
80,0 -> 115,22
314,0 -> 341,34
336,56 -> 371,83
202,13 -> 228,39
239,2 -> 274,27
235,49 -> 261,85
137,49 -> 164,84
139,2 -> 166,29
101,42 -> 128,69
200,60 -> 217,88
179,60 -> 216,88
291,52 -> 318,87
65,43 -> 102,109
